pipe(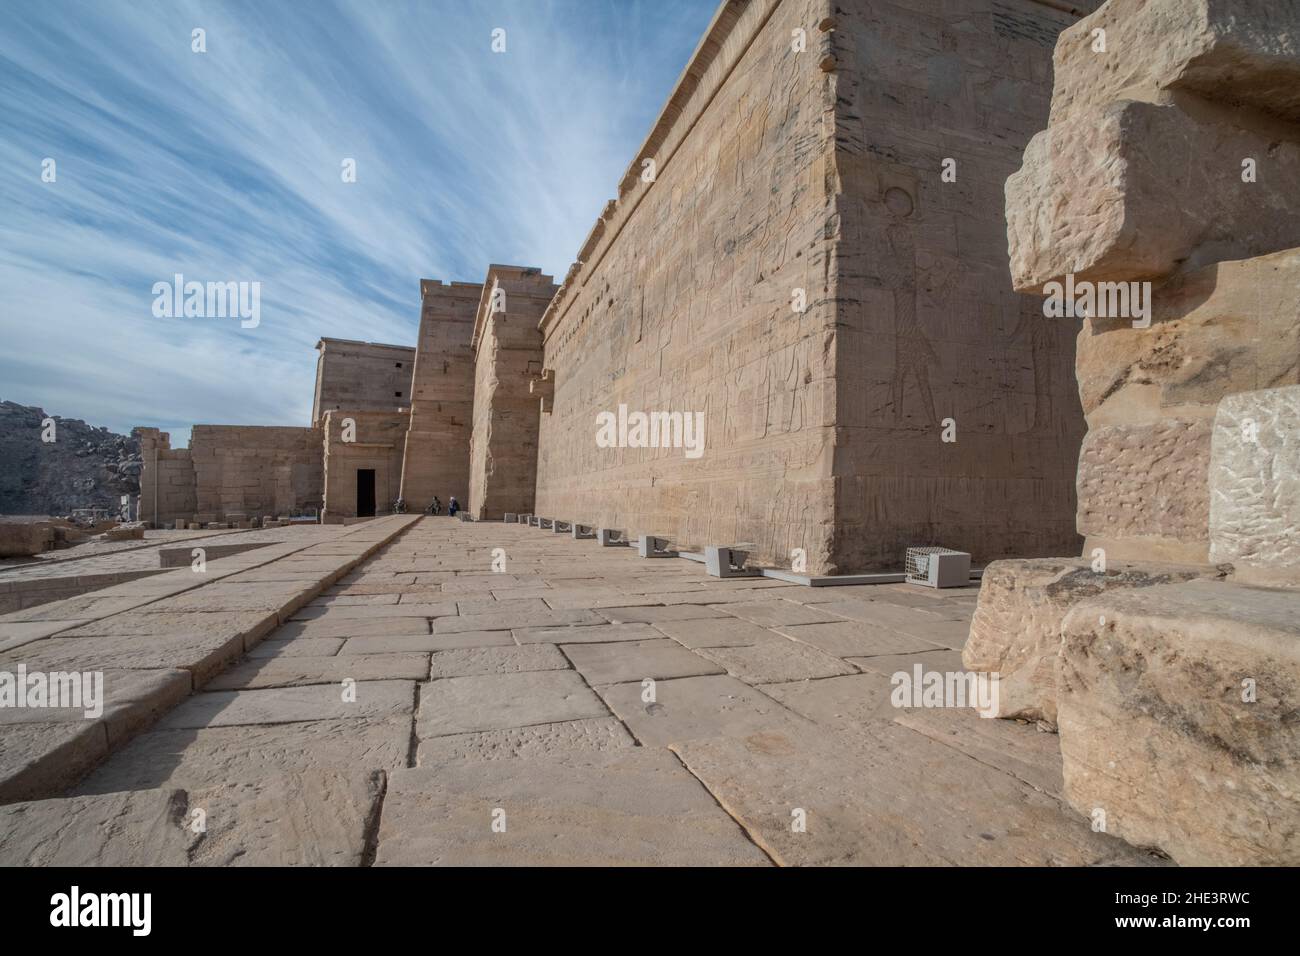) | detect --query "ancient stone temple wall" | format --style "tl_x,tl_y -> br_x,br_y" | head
189,424 -> 323,519
312,338 -> 415,427
532,0 -> 1090,574
533,0 -> 842,572
398,279 -> 481,511
826,0 -> 1088,570
137,424 -> 324,525
967,0 -> 1300,866
321,409 -> 409,520
135,428 -> 196,526
467,266 -> 554,520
